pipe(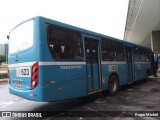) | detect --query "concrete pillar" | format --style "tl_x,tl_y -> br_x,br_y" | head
152,31 -> 160,55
